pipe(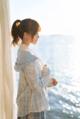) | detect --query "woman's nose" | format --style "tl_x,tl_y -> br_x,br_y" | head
38,34 -> 39,38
